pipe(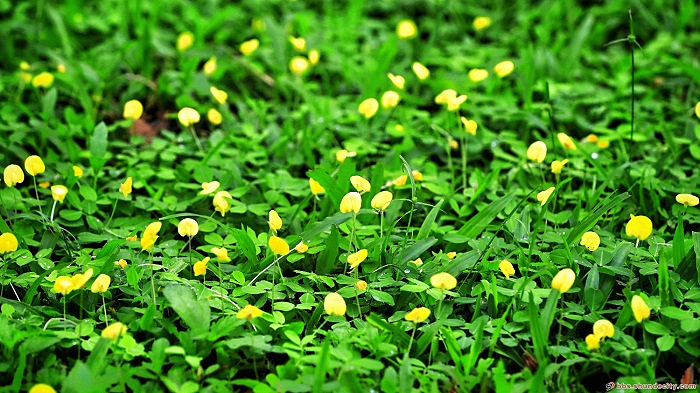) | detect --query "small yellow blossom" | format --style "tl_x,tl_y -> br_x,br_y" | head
203,57 -> 217,75
3,164 -> 24,187
116,259 -> 128,269
473,16 -> 492,30
51,185 -> 68,203
358,98 -> 379,119
193,257 -> 210,276
200,181 -> 220,195
91,274 -> 111,293
580,232 -> 600,251
309,178 -> 325,195
695,101 -> 700,118
54,276 -> 74,295
676,194 -> 699,207
29,384 -> 56,393
295,242 -> 308,253
324,292 -> 346,316
347,249 -> 368,269
289,36 -> 306,51
412,62 -> 430,80
268,235 -> 290,255
140,222 -> 162,251
25,155 -> 45,177
101,322 -> 127,340
392,175 -> 407,187
308,50 -> 320,65
355,280 -> 367,291
177,32 -> 194,52
430,272 -> 457,290
268,210 -> 283,232
0,233 -> 19,254
551,268 -> 575,293
461,117 -> 477,135
178,108 -> 200,127
210,87 -> 228,104
408,258 -> 423,266
38,181 -> 50,189
120,177 -> 133,198
557,133 -> 577,150
527,141 -> 547,163
207,108 -> 222,125
499,260 -> 515,278
551,159 -> 569,175
237,304 -> 263,320
449,140 -> 459,149
597,140 -> 610,148
32,72 -> 54,88
631,295 -> 651,323
72,166 -> 83,178
371,191 -> 393,211
336,149 -> 357,163
435,89 -> 468,111
446,252 -> 457,259
177,218 -> 199,237
340,192 -> 362,213
211,247 -> 231,262
350,175 -> 371,193
536,187 -> 555,206
626,214 -> 652,241
585,334 -> 600,350
71,268 -> 94,289
381,91 -> 400,109
387,73 -> 405,89
494,61 -> 514,78
123,100 -> 143,120
240,39 -> 259,55
213,191 -> 232,216
584,134 -> 598,143
289,56 -> 310,75
396,20 -> 418,39
405,307 -> 431,323
468,69 -> 489,82
126,235 -> 137,241
593,319 -> 614,339
411,170 -> 423,181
